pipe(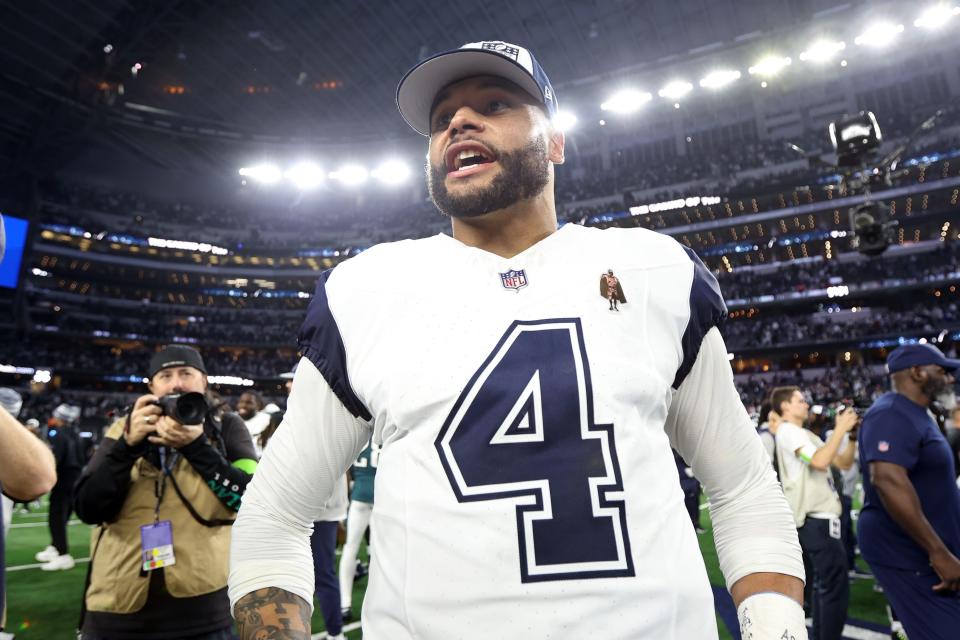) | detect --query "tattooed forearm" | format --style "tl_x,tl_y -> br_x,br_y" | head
234,587 -> 312,640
